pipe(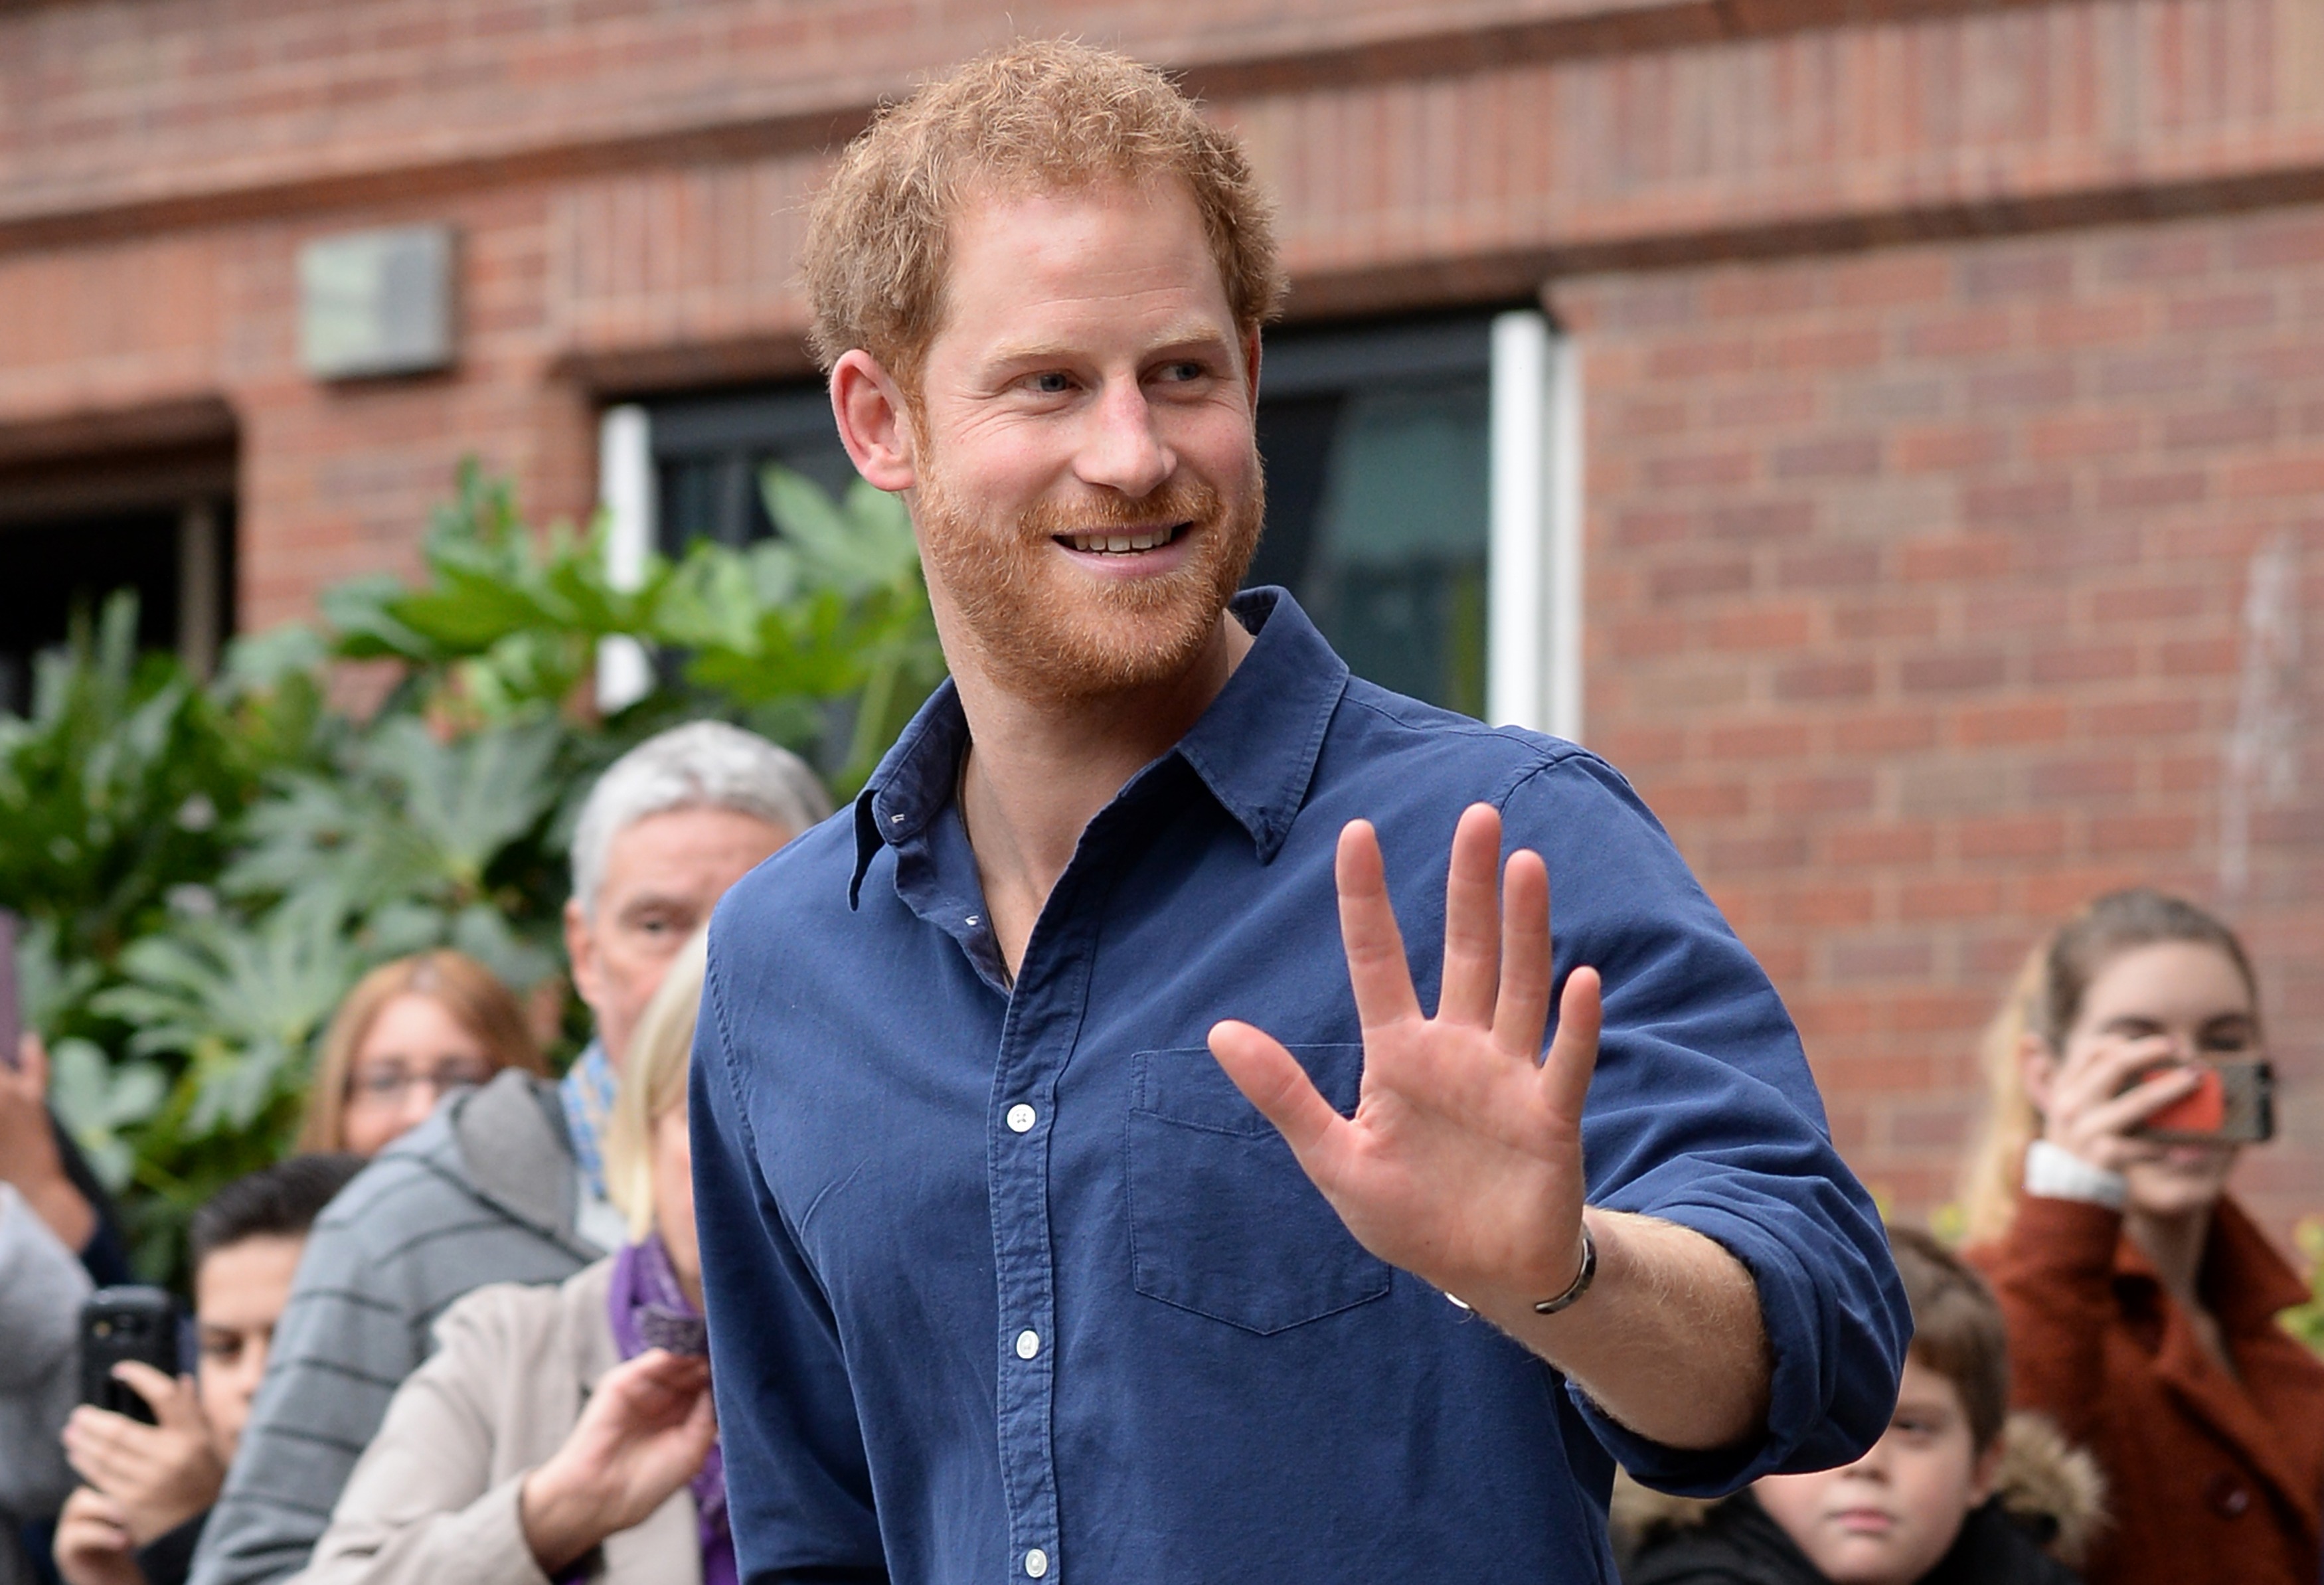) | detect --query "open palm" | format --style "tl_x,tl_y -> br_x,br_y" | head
1208,803 -> 1600,1307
